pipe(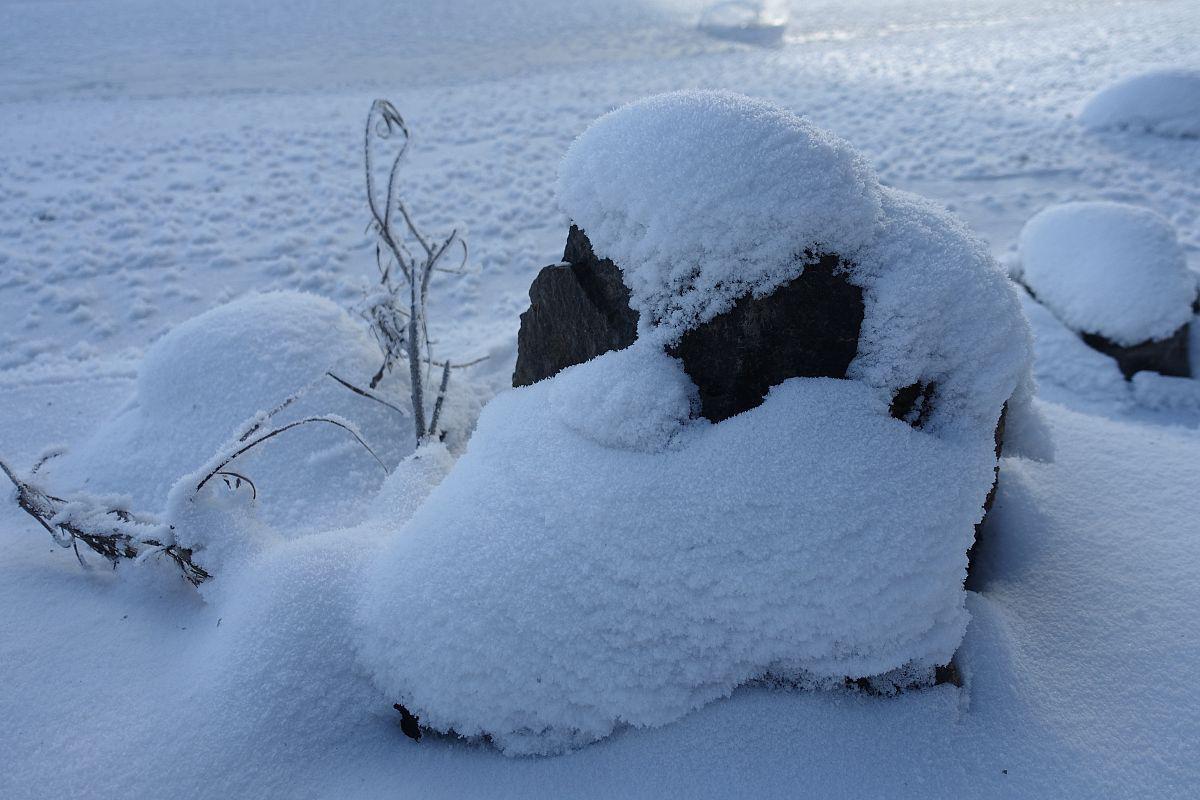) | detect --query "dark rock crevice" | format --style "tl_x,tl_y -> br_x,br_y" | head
666,253 -> 864,423
889,382 -> 937,429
